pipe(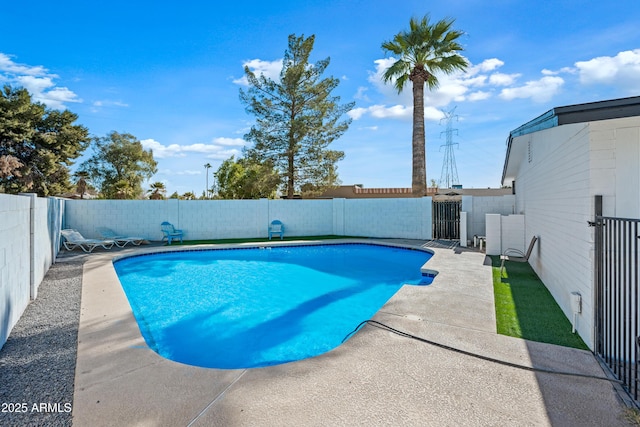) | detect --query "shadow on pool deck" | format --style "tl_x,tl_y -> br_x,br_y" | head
31,239 -> 633,426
